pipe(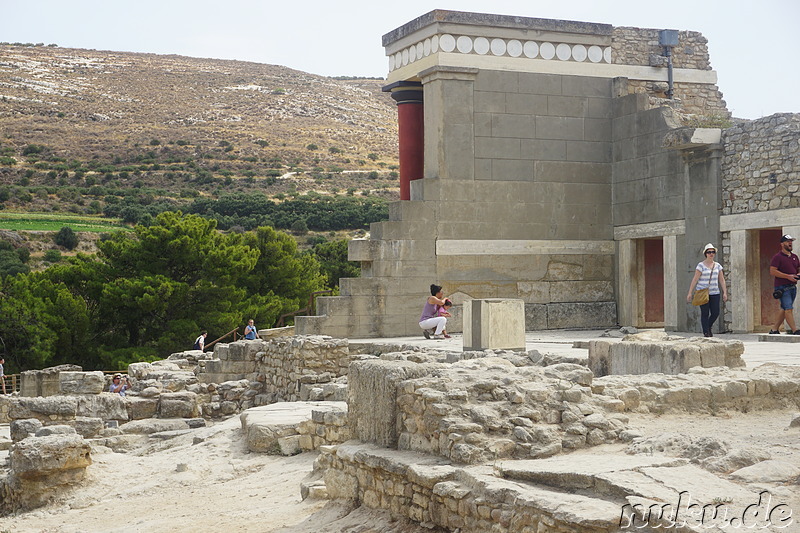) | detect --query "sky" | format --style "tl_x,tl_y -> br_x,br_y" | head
1,0 -> 797,120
